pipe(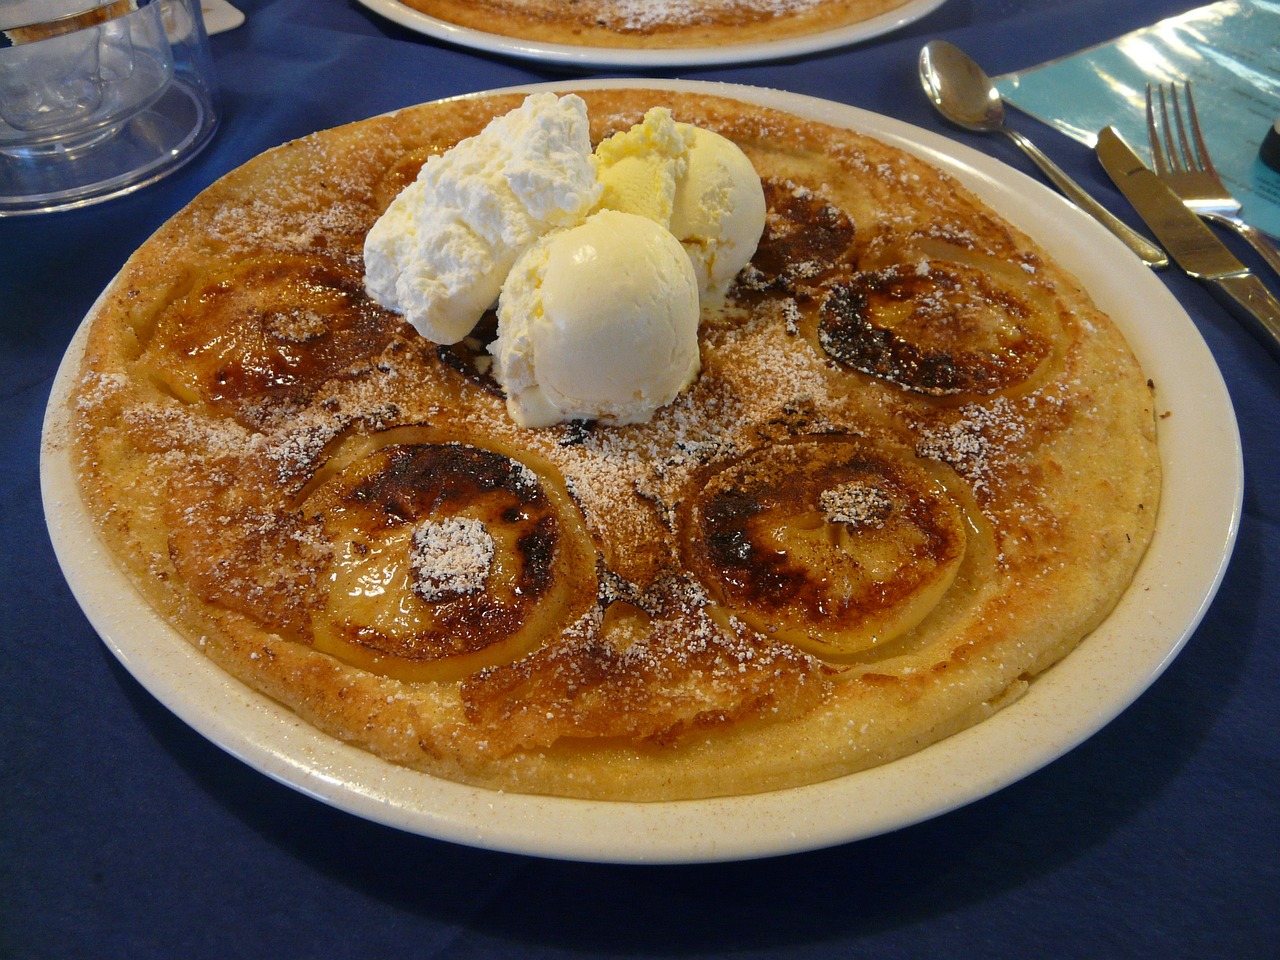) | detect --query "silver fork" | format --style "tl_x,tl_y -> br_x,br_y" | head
1147,81 -> 1280,278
